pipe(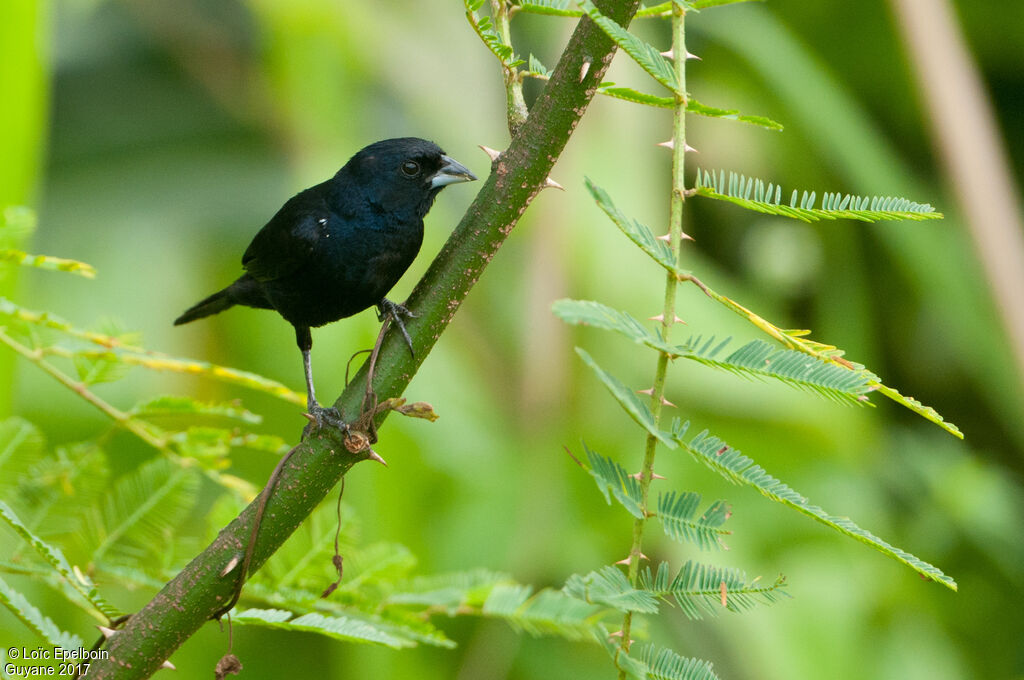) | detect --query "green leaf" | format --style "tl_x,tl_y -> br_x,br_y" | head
599,635 -> 721,680
553,299 -> 676,355
233,608 -> 412,648
594,87 -> 784,131
0,249 -> 96,278
515,0 -> 582,16
657,491 -> 731,550
636,645 -> 721,680
693,285 -> 963,438
564,566 -> 659,613
8,441 -> 110,545
0,297 -> 306,405
683,337 -> 874,405
598,85 -> 673,108
639,561 -> 788,619
389,569 -> 514,611
580,0 -> 677,91
0,500 -> 120,619
576,442 -> 645,518
549,300 -> 693,371
575,347 -> 676,448
584,179 -> 684,276
338,541 -> 418,592
687,98 -> 784,130
130,395 -> 262,425
87,458 -> 199,566
555,300 -> 873,405
465,2 -> 522,68
259,502 -> 358,589
695,168 -> 943,222
484,587 -> 604,640
0,417 -> 46,497
672,423 -> 957,590
526,53 -> 553,78
0,574 -> 84,649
